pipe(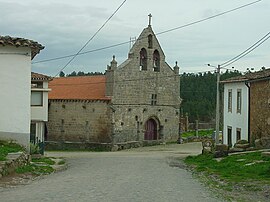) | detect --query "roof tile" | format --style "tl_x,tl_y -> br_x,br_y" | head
48,76 -> 110,101
0,35 -> 44,59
